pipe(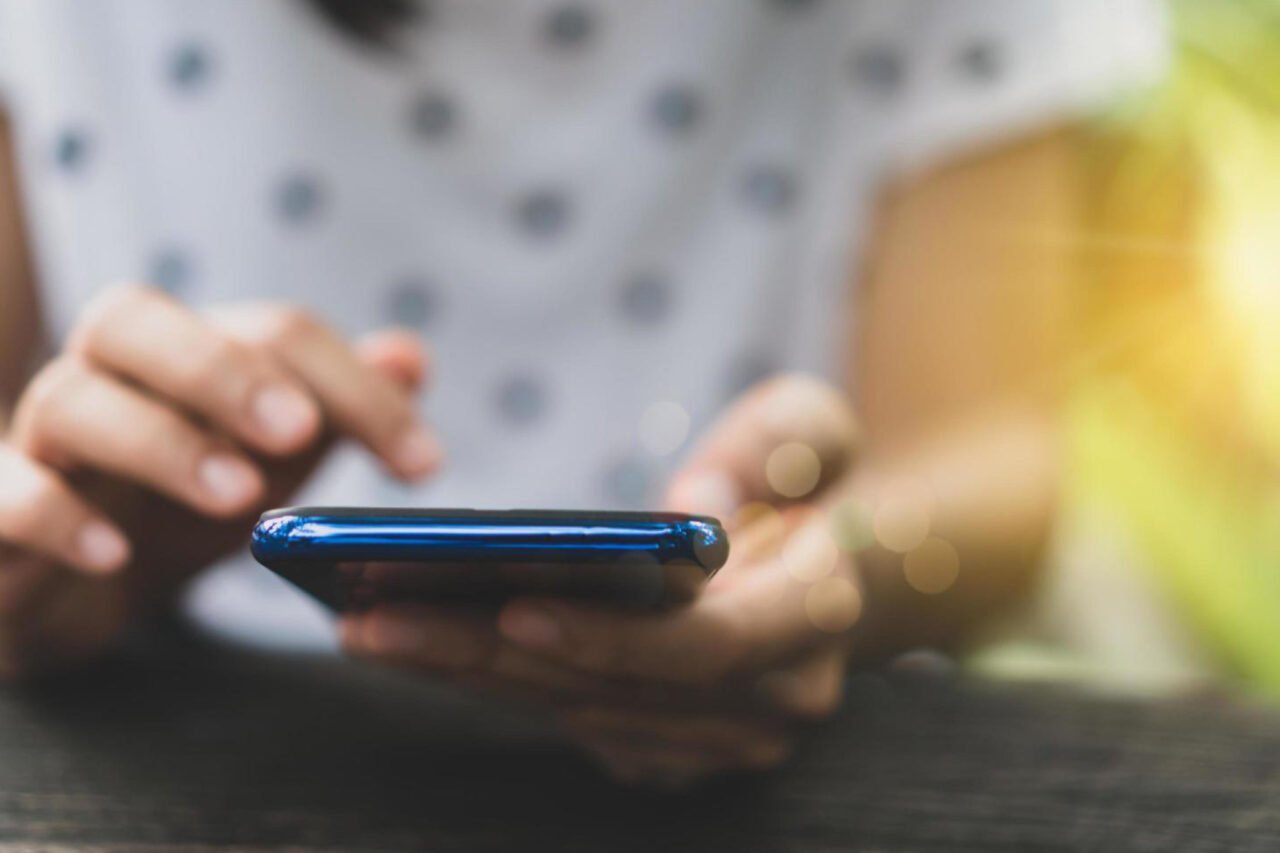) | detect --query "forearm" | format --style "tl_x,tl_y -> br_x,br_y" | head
0,109 -> 42,422
837,407 -> 1059,664
843,128 -> 1080,664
